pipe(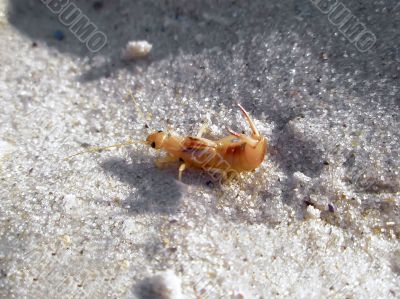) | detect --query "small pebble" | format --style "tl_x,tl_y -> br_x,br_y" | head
306,205 -> 321,219
320,52 -> 328,60
138,270 -> 183,299
293,171 -> 312,184
60,235 -> 71,245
